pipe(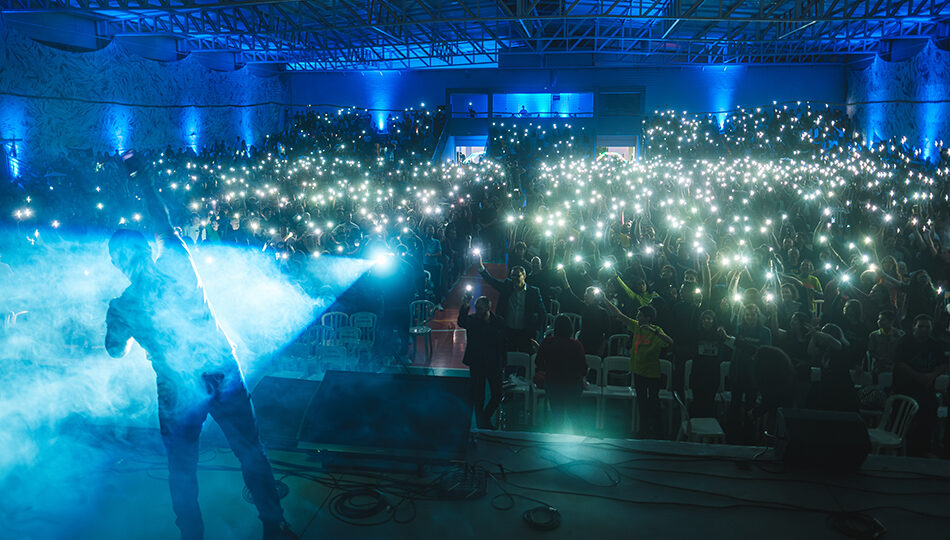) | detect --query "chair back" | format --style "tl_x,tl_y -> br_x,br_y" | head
603,356 -> 632,388
506,352 -> 531,380
350,312 -> 378,344
659,359 -> 673,391
321,311 -> 349,330
549,299 -> 561,315
877,394 -> 920,439
719,361 -> 731,392
303,324 -> 329,348
335,327 -> 362,352
561,312 -> 582,334
585,354 -> 603,385
606,333 -> 630,357
409,300 -> 436,328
